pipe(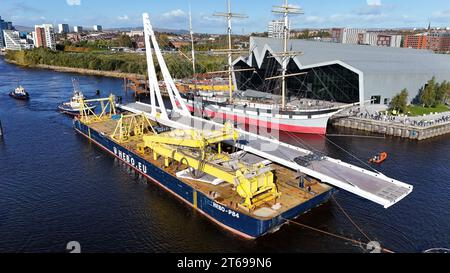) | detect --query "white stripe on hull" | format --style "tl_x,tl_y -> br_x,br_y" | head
185,100 -> 336,133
